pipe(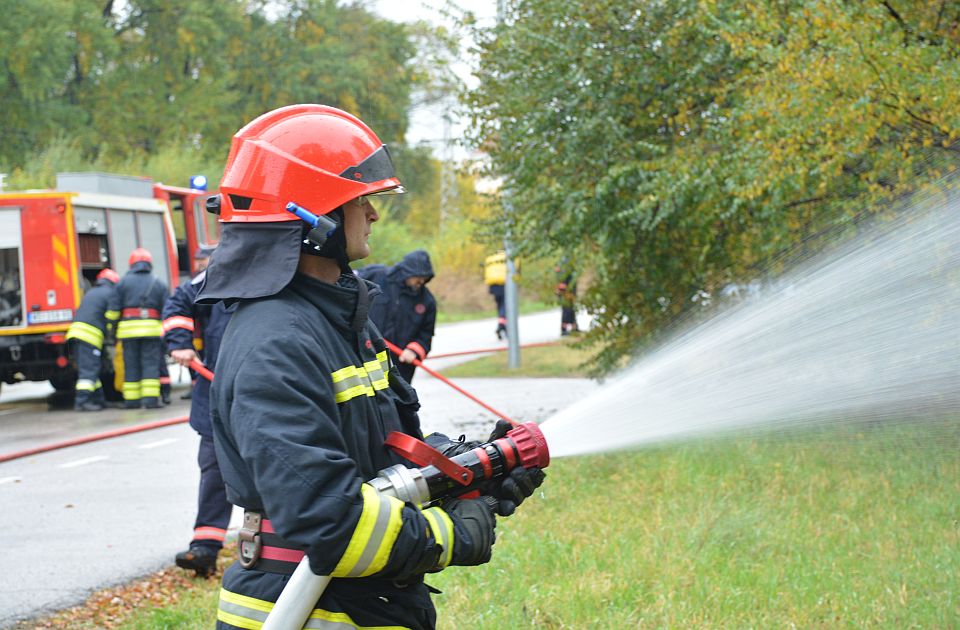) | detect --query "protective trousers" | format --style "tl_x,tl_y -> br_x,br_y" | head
192,434 -> 232,551
122,337 -> 161,407
72,339 -> 104,406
